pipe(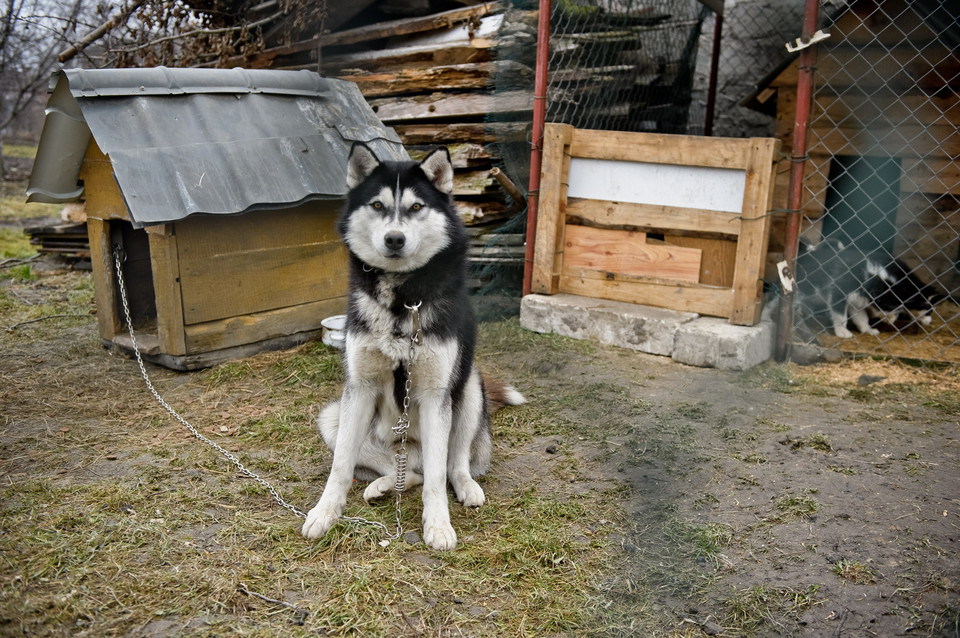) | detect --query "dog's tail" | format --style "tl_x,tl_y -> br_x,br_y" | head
316,401 -> 340,450
484,377 -> 526,414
